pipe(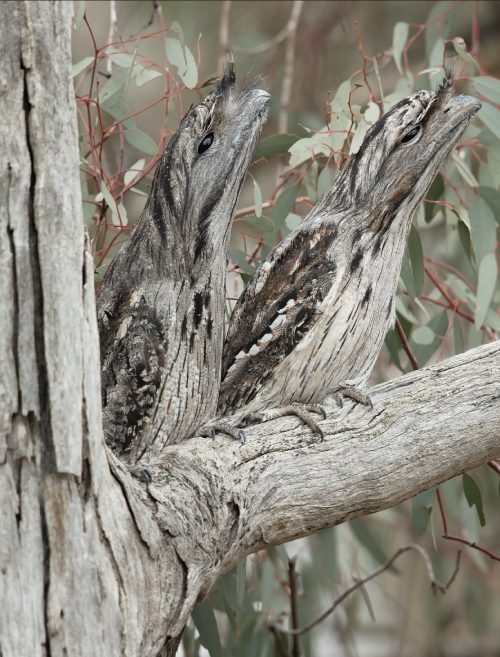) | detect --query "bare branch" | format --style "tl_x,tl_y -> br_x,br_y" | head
270,546 -> 462,637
